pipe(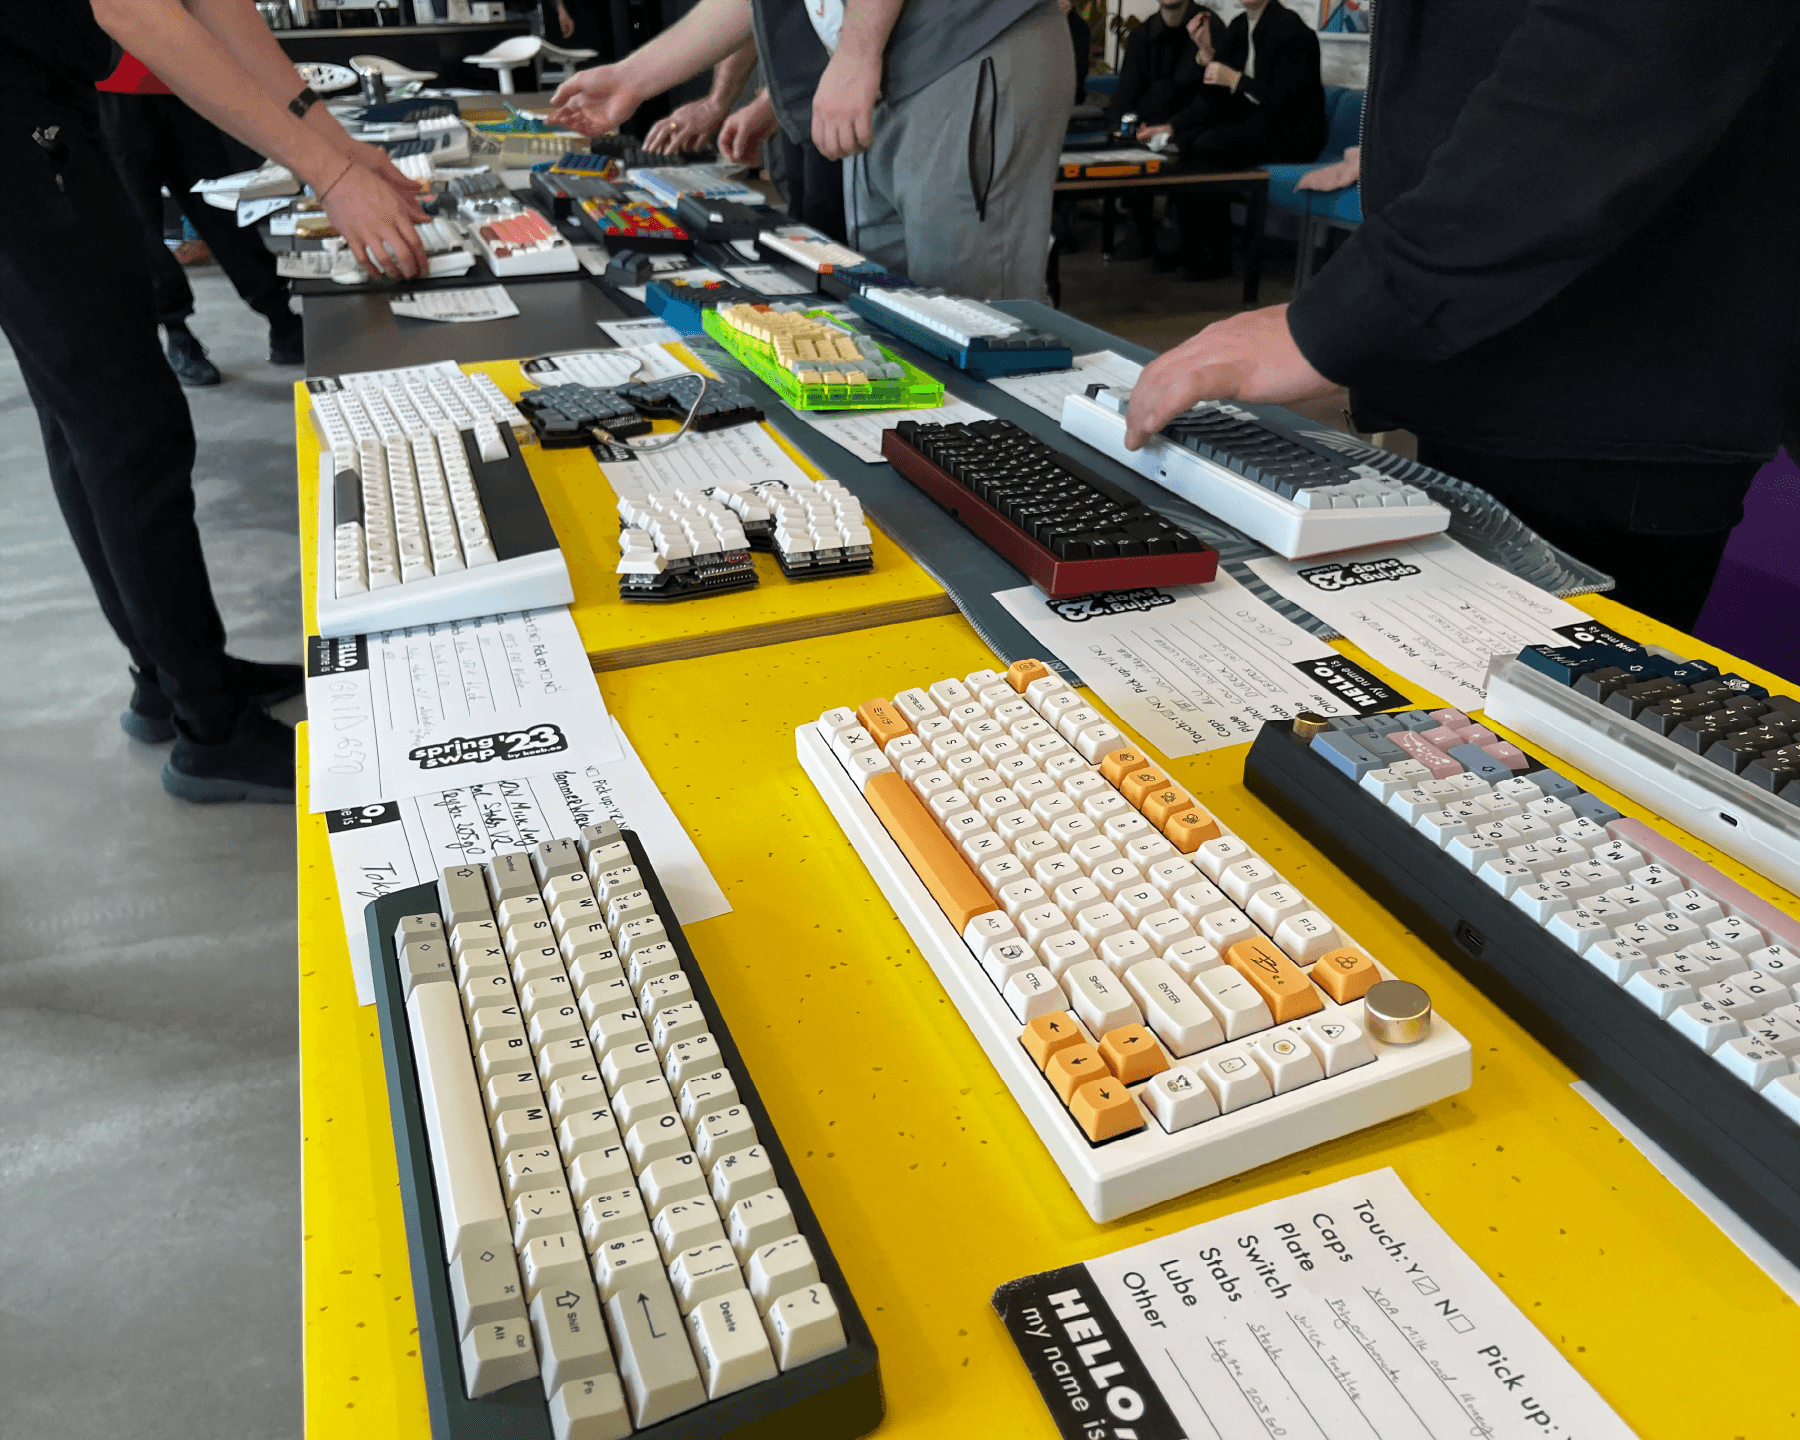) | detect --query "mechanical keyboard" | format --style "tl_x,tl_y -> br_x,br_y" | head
517,375 -> 764,448
1062,385 -> 1452,558
369,822 -> 881,1437
1244,708 -> 1800,1268
673,193 -> 766,242
628,165 -> 766,208
798,659 -> 1471,1220
460,199 -> 579,277
613,474 -> 872,599
845,287 -> 1073,378
309,362 -> 573,637
1483,642 -> 1800,893
702,304 -> 944,412
754,224 -> 868,275
643,278 -> 764,336
882,418 -> 1218,597
575,197 -> 691,254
